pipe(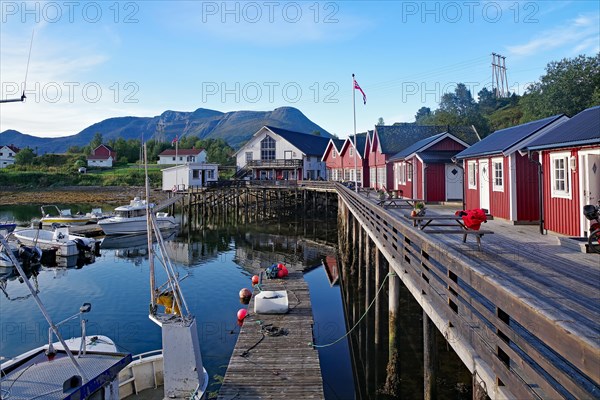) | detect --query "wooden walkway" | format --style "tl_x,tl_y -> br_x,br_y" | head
341,186 -> 600,398
218,268 -> 325,399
